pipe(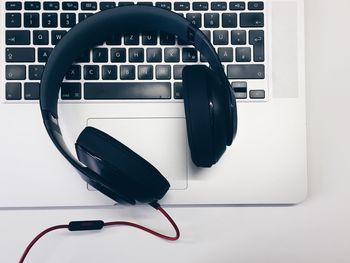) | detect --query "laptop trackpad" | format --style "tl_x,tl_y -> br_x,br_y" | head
87,118 -> 188,190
